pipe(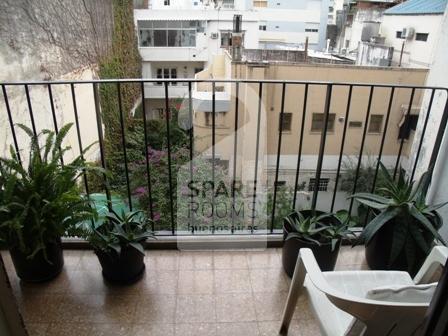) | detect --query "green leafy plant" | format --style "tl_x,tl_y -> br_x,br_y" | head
352,162 -> 447,271
79,209 -> 155,256
285,210 -> 355,251
0,123 -> 97,259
